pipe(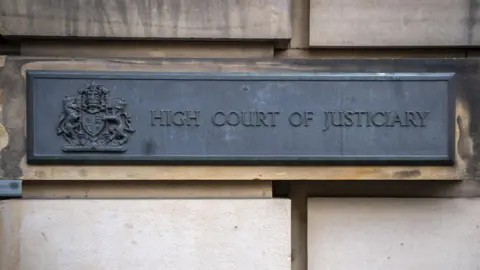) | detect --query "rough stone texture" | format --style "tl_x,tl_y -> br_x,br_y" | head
22,180 -> 273,198
21,40 -> 274,59
0,0 -> 291,42
0,199 -> 291,270
310,0 -> 480,46
290,0 -> 310,48
308,198 -> 480,270
290,184 -> 307,270
275,49 -> 467,59
0,57 -> 477,181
